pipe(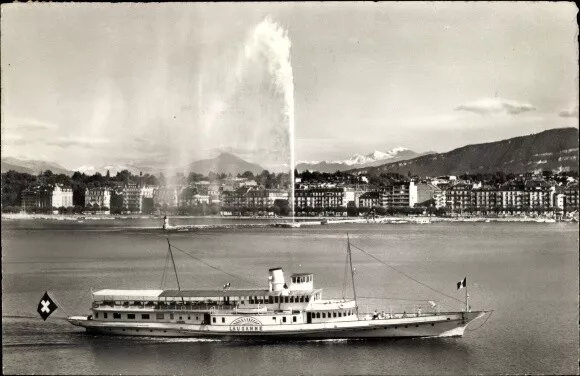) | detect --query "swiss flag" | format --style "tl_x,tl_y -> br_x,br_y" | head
37,291 -> 58,321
